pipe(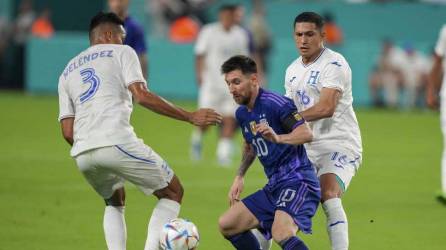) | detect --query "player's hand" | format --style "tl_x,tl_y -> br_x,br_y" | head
256,123 -> 280,143
228,175 -> 244,207
190,108 -> 222,126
